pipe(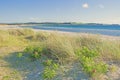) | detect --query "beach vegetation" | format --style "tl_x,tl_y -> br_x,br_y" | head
0,29 -> 120,80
